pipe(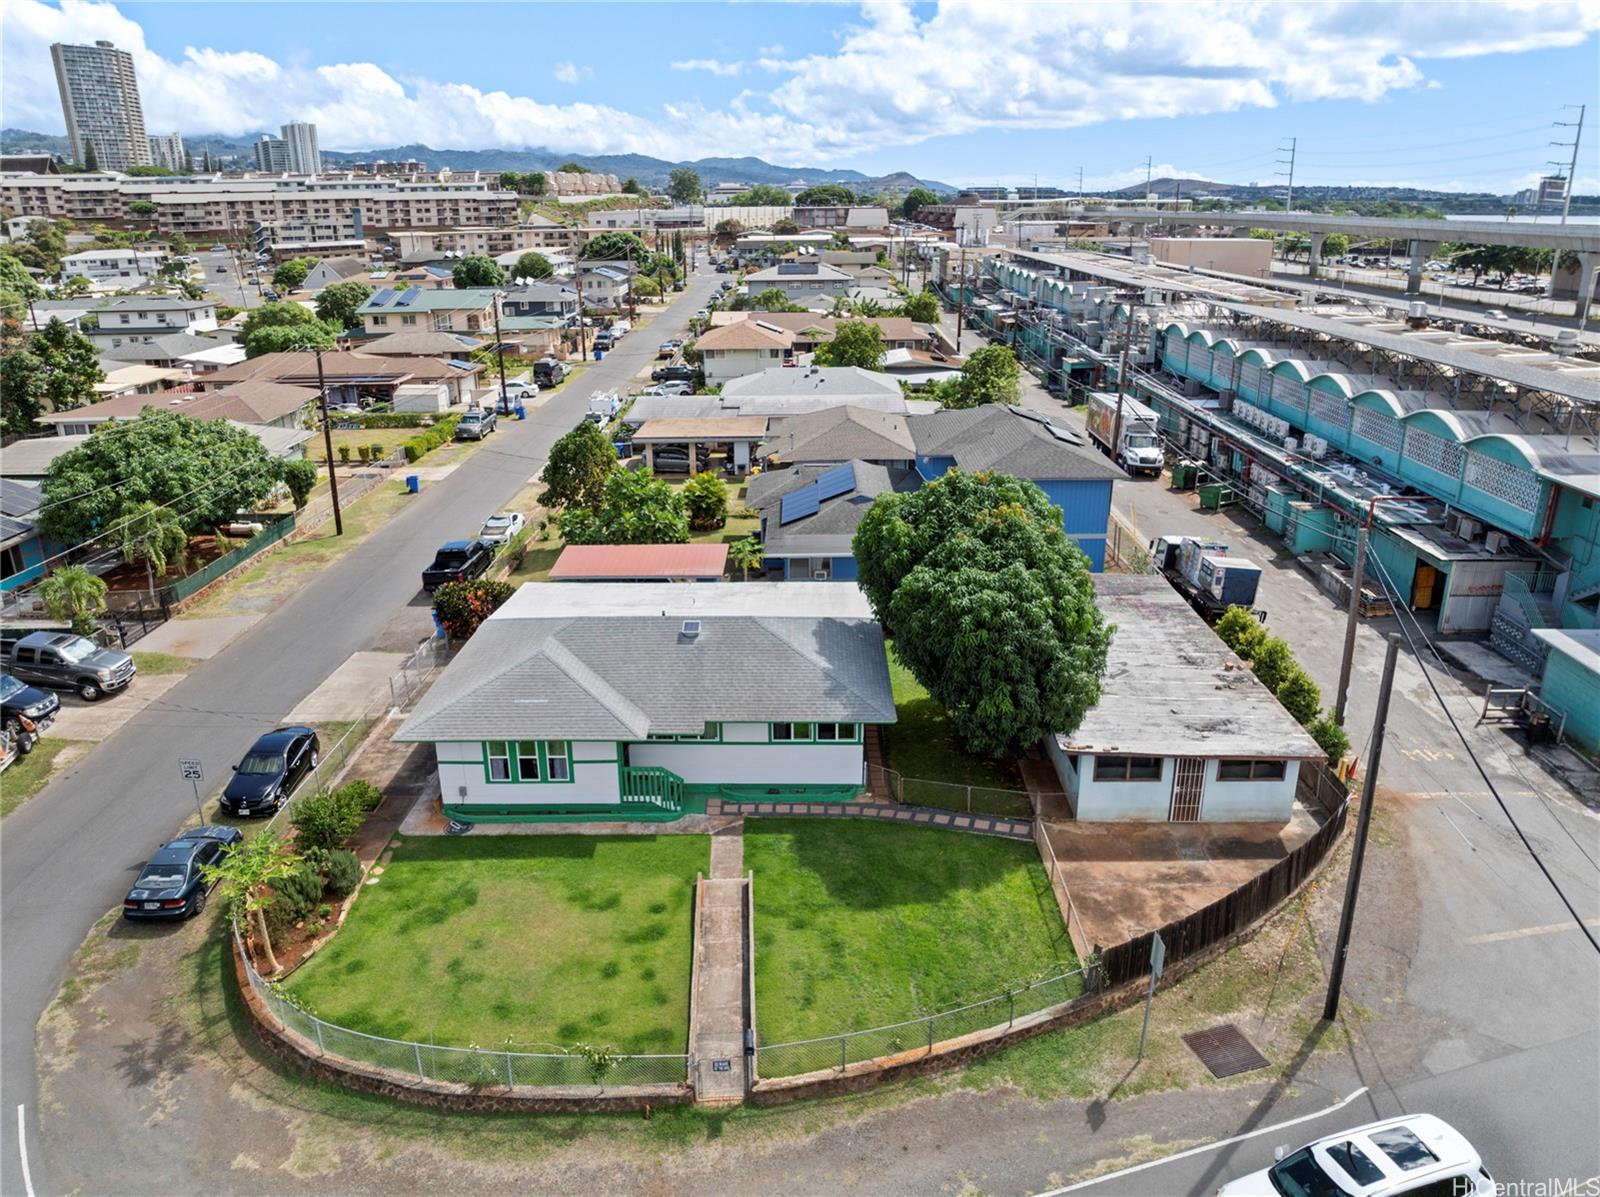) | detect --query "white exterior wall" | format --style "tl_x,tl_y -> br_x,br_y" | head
433,739 -> 622,808
701,347 -> 783,387
627,740 -> 865,786
1049,751 -> 1301,823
